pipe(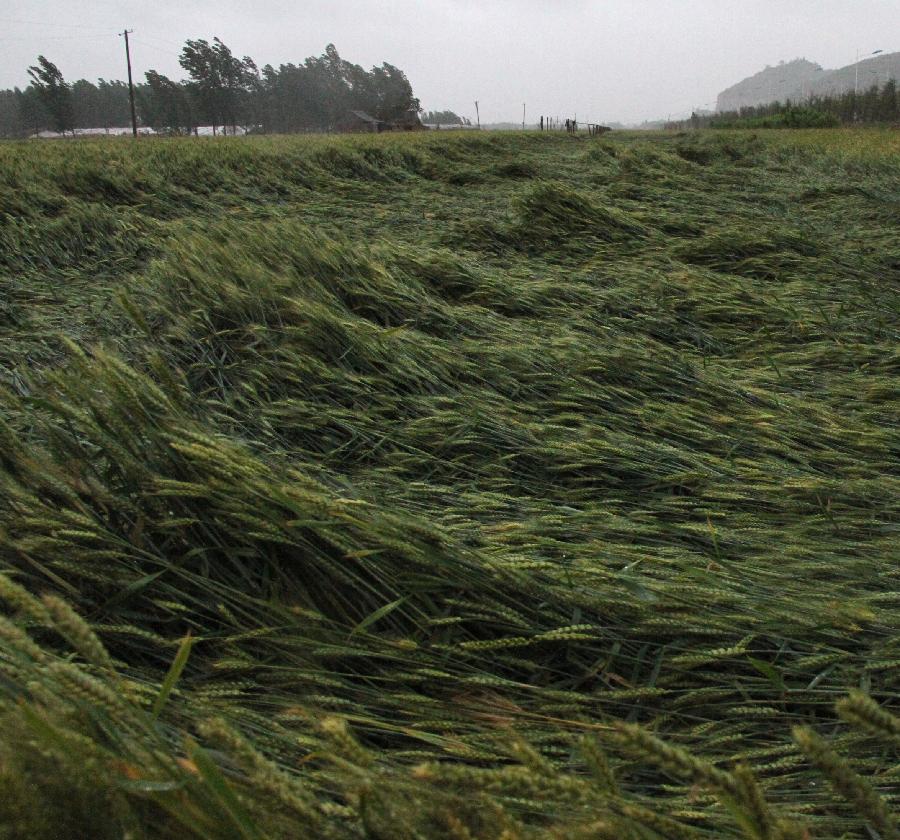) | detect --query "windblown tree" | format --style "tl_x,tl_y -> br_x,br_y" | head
140,71 -> 195,134
27,56 -> 73,135
41,76 -> 131,133
423,110 -> 470,125
1,41 -> 421,137
248,45 -> 419,133
178,39 -> 224,134
212,39 -> 261,133
94,80 -> 133,129
15,86 -> 49,136
0,90 -> 25,138
369,62 -> 419,122
267,45 -> 419,130
69,79 -> 132,131
301,44 -> 356,129
258,61 -> 328,133
179,38 -> 259,134
70,80 -> 100,129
